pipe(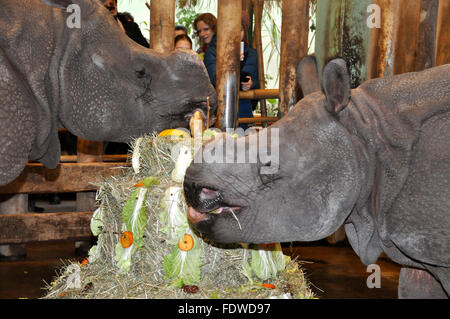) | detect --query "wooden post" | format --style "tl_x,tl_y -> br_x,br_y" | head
0,194 -> 28,258
215,0 -> 242,130
243,0 -> 253,46
279,0 -> 309,116
392,0 -> 421,74
435,0 -> 450,66
252,0 -> 268,118
369,0 -> 421,78
150,0 -> 175,53
75,138 -> 102,251
76,138 -> 102,212
415,0 -> 438,71
316,0 -> 371,86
